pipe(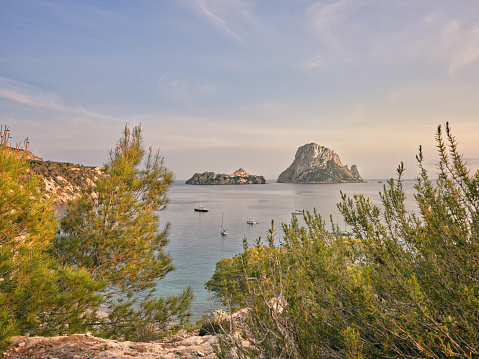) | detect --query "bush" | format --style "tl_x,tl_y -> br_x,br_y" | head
211,123 -> 479,358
